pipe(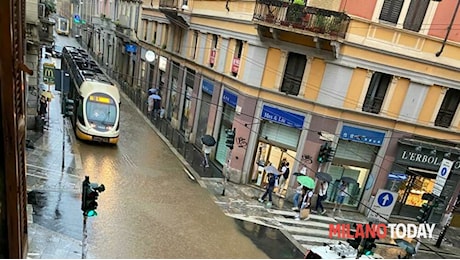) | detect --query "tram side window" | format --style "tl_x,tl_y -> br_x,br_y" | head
77,97 -> 85,125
